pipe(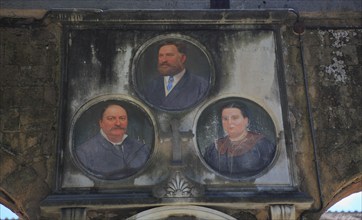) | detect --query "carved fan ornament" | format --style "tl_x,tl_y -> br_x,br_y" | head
166,171 -> 192,197
153,170 -> 204,198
